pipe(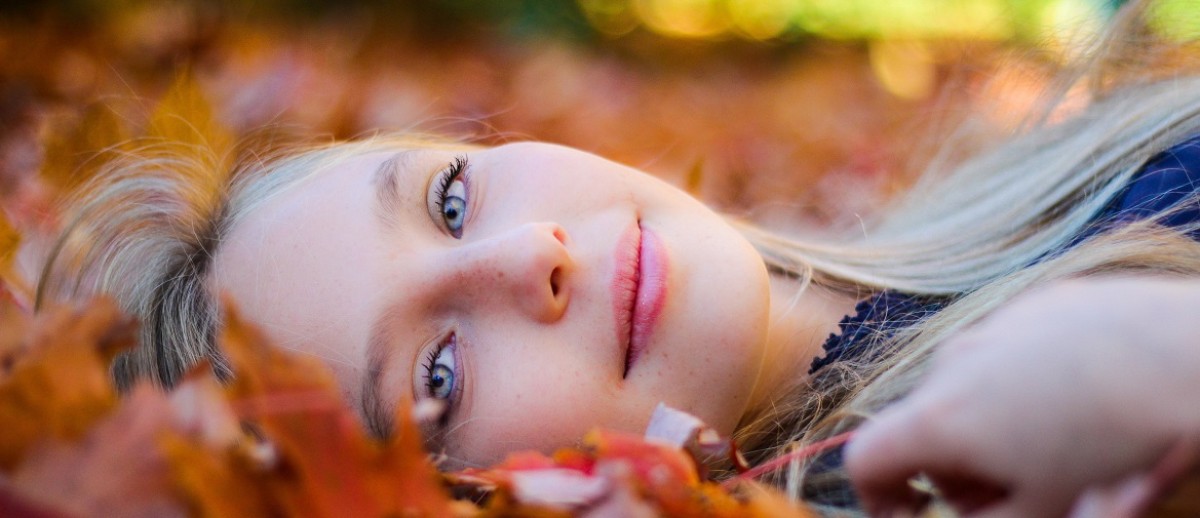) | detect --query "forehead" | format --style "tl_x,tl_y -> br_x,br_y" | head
212,151 -> 400,399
